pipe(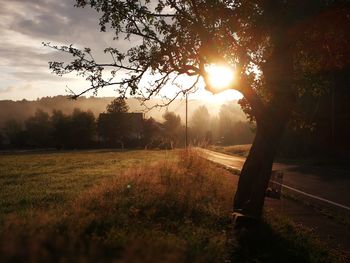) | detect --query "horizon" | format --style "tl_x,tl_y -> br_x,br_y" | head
0,95 -> 247,127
